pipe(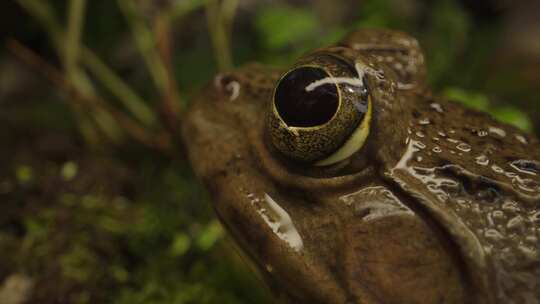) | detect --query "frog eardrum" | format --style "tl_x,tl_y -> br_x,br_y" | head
267,53 -> 372,166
